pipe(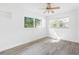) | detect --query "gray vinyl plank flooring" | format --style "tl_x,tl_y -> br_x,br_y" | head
0,37 -> 79,55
